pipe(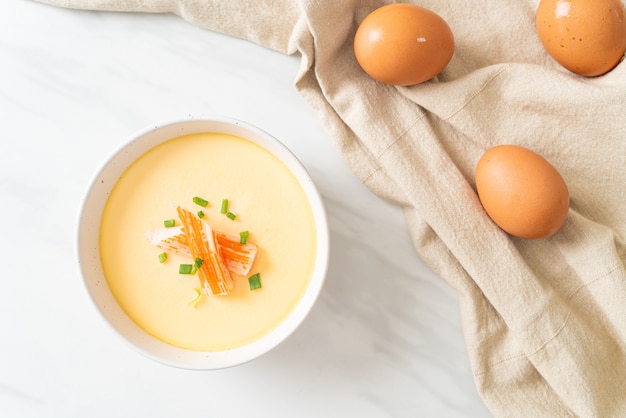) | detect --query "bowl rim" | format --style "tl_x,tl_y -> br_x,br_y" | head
75,114 -> 329,370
